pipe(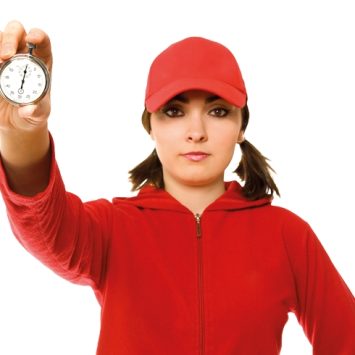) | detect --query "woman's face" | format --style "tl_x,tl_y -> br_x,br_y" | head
150,90 -> 244,188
